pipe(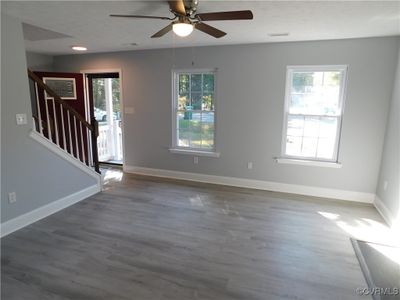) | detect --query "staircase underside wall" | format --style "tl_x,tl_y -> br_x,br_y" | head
1,13 -> 99,225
